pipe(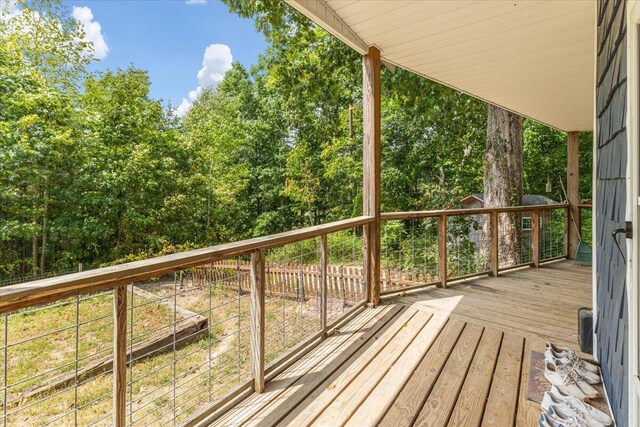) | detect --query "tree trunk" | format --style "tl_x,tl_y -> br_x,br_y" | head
40,189 -> 49,274
32,194 -> 39,276
483,105 -> 524,267
32,234 -> 38,276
